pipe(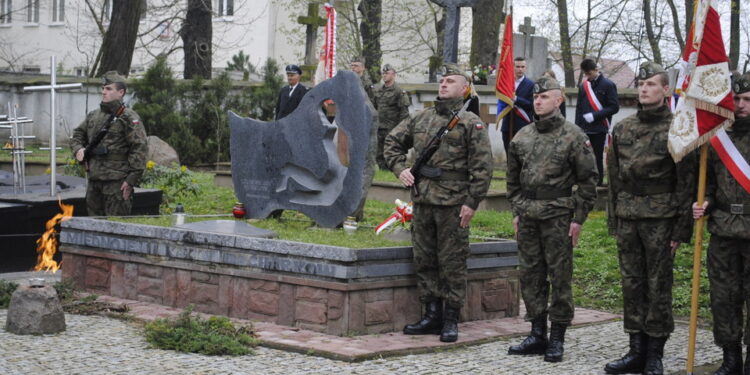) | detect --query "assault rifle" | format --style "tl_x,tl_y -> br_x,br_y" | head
410,100 -> 472,197
80,103 -> 126,164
